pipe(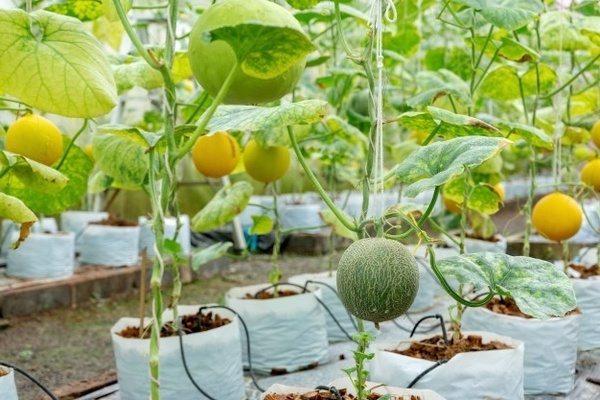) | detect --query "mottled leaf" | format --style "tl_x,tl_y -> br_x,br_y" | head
478,65 -> 521,101
0,151 -> 68,194
0,9 -> 117,118
437,252 -> 577,319
92,134 -> 148,187
396,136 -> 511,197
383,21 -> 421,57
286,0 -> 321,10
453,0 -> 543,31
207,100 -> 327,133
521,63 -> 558,96
0,193 -> 37,224
444,177 -> 503,215
0,139 -> 92,214
98,124 -> 156,147
408,70 -> 471,107
111,56 -> 163,94
208,25 -> 315,80
191,242 -> 233,271
540,11 -> 592,51
192,181 -> 253,232
45,0 -> 104,21
487,118 -> 554,150
88,170 -> 113,193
